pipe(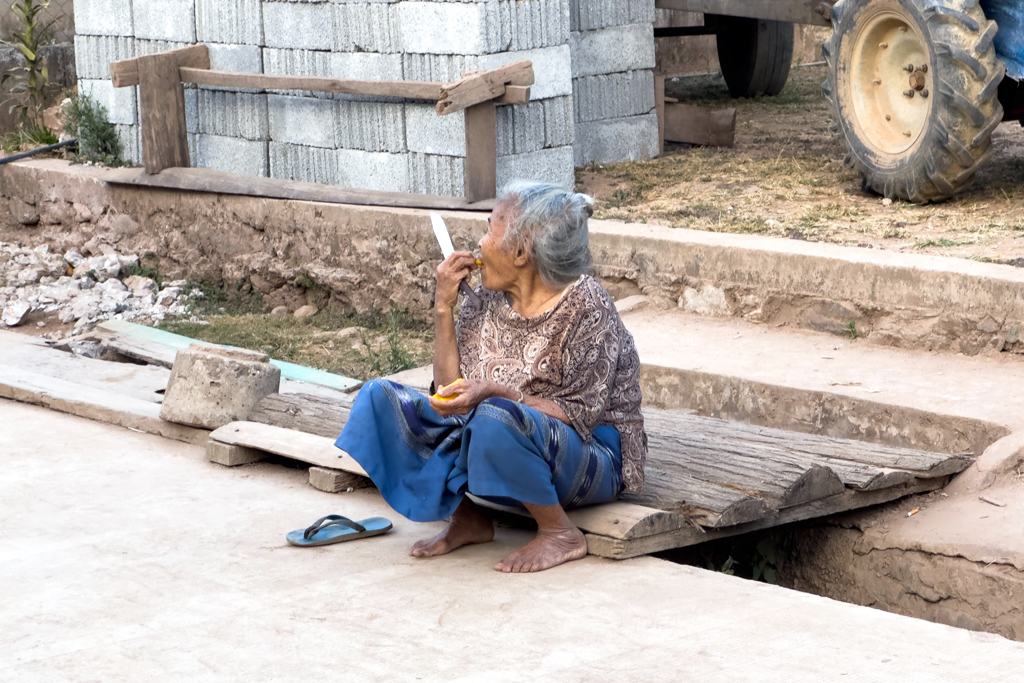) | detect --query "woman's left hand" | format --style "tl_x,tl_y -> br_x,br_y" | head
429,379 -> 495,416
